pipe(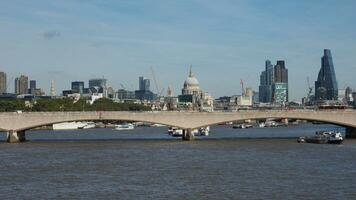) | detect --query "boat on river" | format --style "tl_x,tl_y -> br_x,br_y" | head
115,123 -> 135,130
233,124 -> 253,129
53,122 -> 93,130
298,131 -> 343,144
